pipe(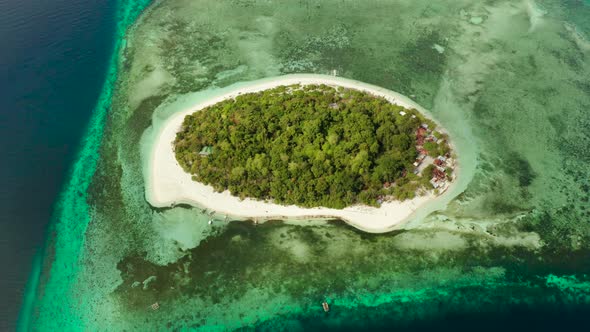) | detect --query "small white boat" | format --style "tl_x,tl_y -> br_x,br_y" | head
322,301 -> 330,312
